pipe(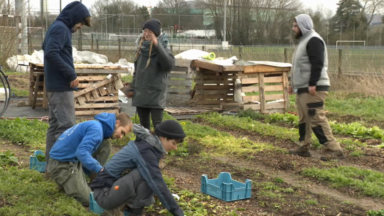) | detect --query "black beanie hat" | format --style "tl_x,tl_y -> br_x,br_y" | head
143,19 -> 162,37
155,120 -> 186,140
